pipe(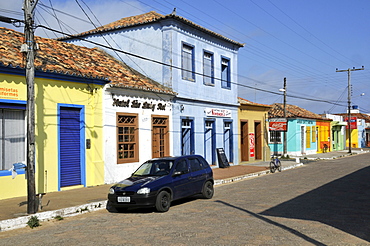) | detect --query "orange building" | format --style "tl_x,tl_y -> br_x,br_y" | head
316,119 -> 332,153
